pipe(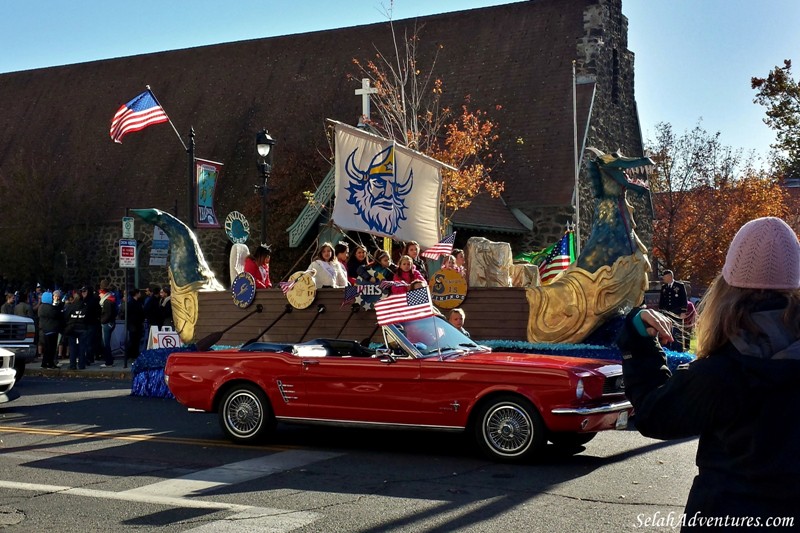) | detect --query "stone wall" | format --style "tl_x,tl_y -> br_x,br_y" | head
68,223 -> 232,292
